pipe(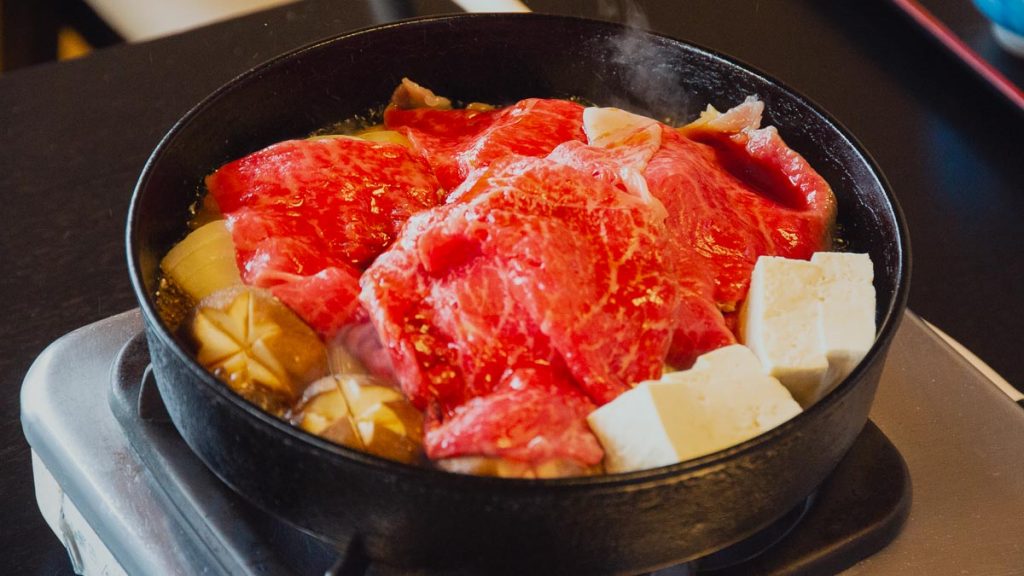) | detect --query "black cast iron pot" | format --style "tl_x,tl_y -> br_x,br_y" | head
127,13 -> 910,575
